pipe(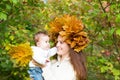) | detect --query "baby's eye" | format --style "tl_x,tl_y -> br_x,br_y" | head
45,41 -> 49,43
